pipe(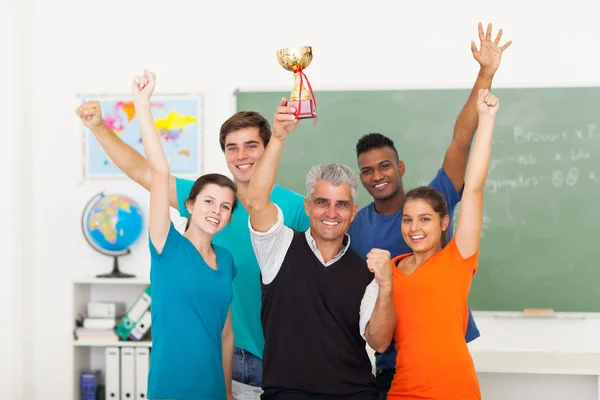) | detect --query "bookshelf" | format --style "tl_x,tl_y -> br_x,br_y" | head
72,276 -> 151,400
